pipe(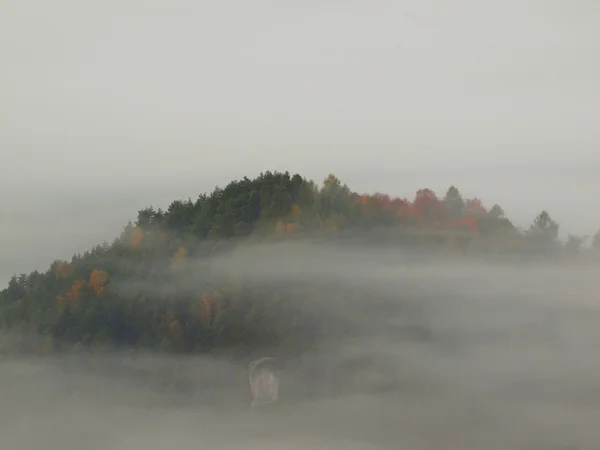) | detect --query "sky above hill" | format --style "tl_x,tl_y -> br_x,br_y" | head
1,0 -> 599,284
